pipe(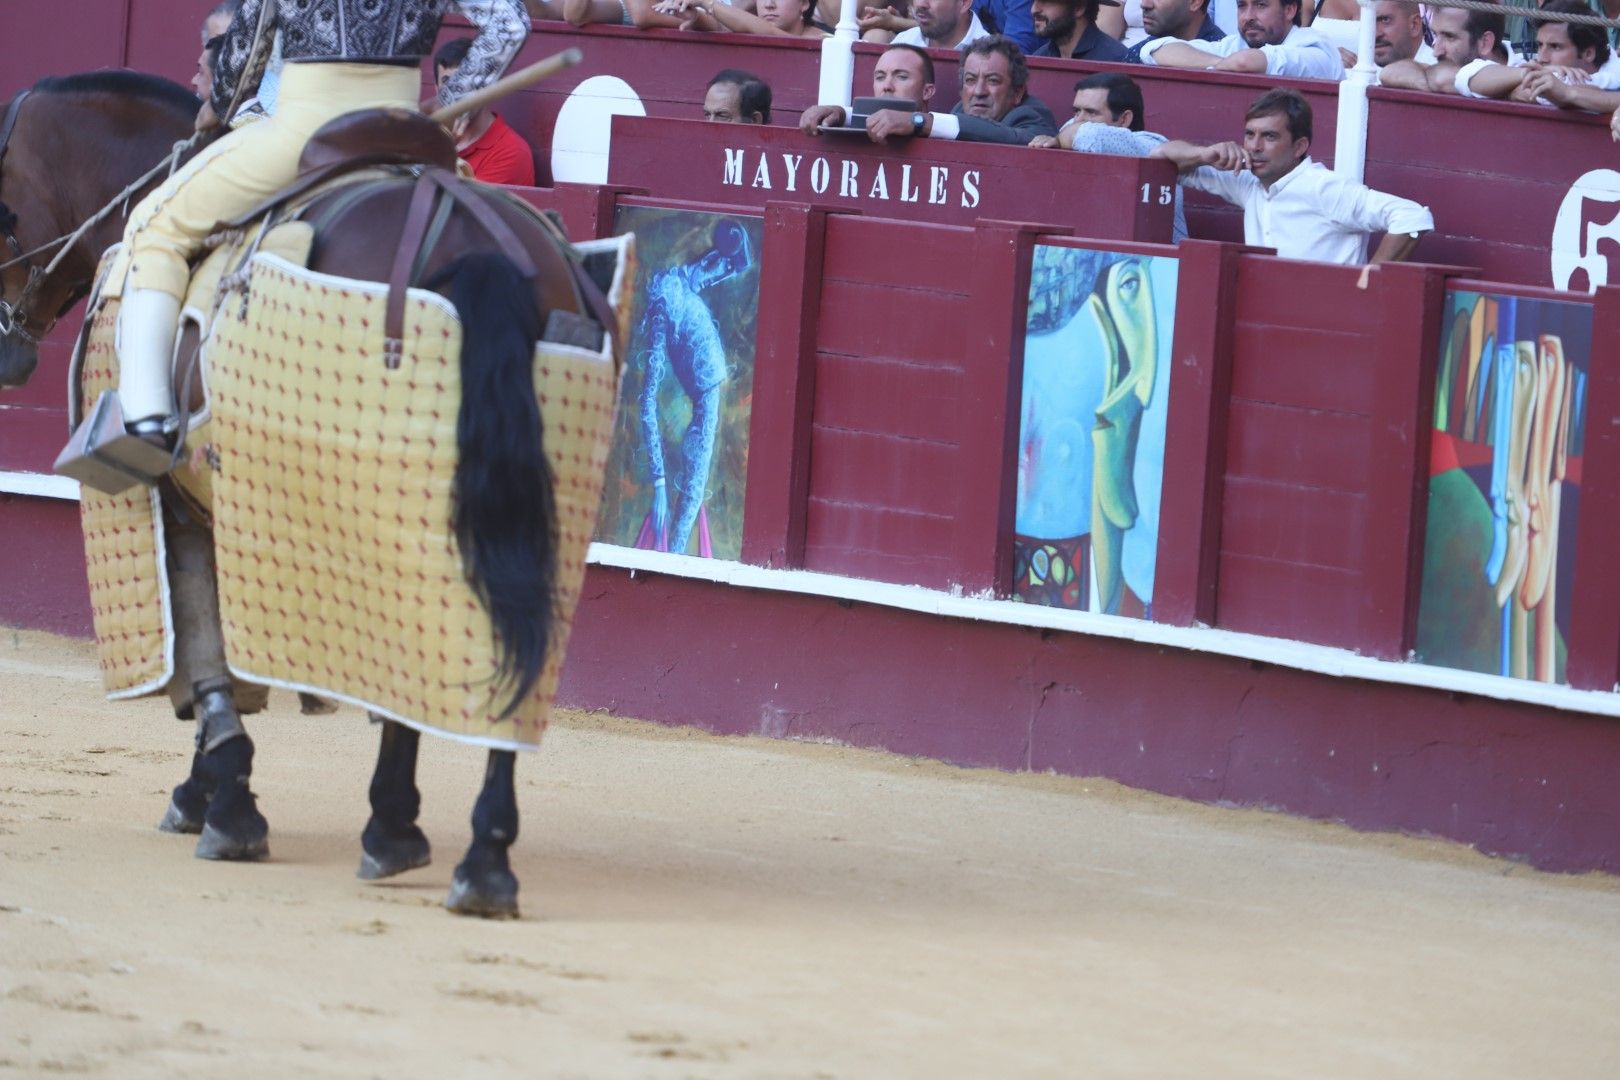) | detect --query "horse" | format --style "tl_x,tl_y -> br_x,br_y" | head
0,70 -> 619,918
